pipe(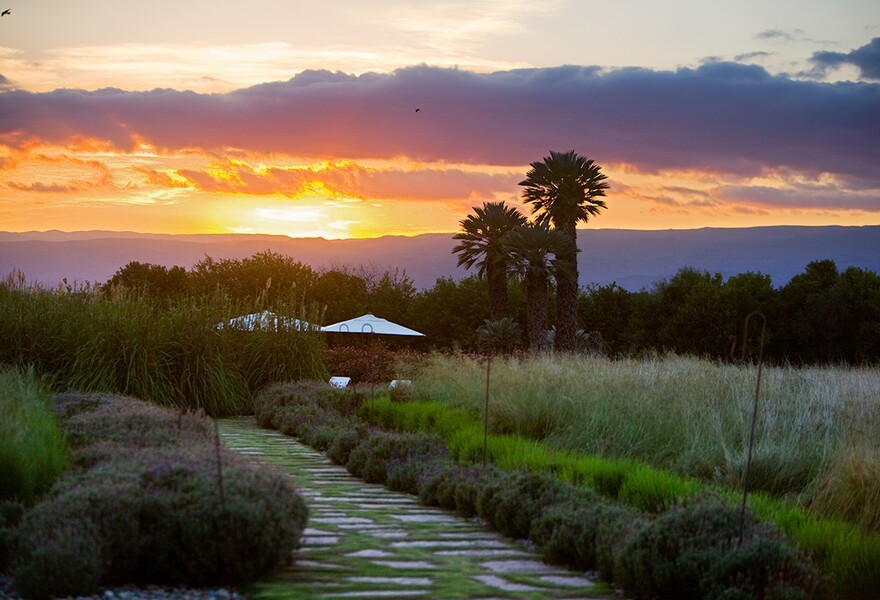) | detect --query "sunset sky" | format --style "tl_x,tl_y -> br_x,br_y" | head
1,0 -> 878,238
